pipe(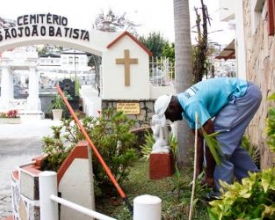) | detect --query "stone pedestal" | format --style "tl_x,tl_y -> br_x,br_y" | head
149,153 -> 174,180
